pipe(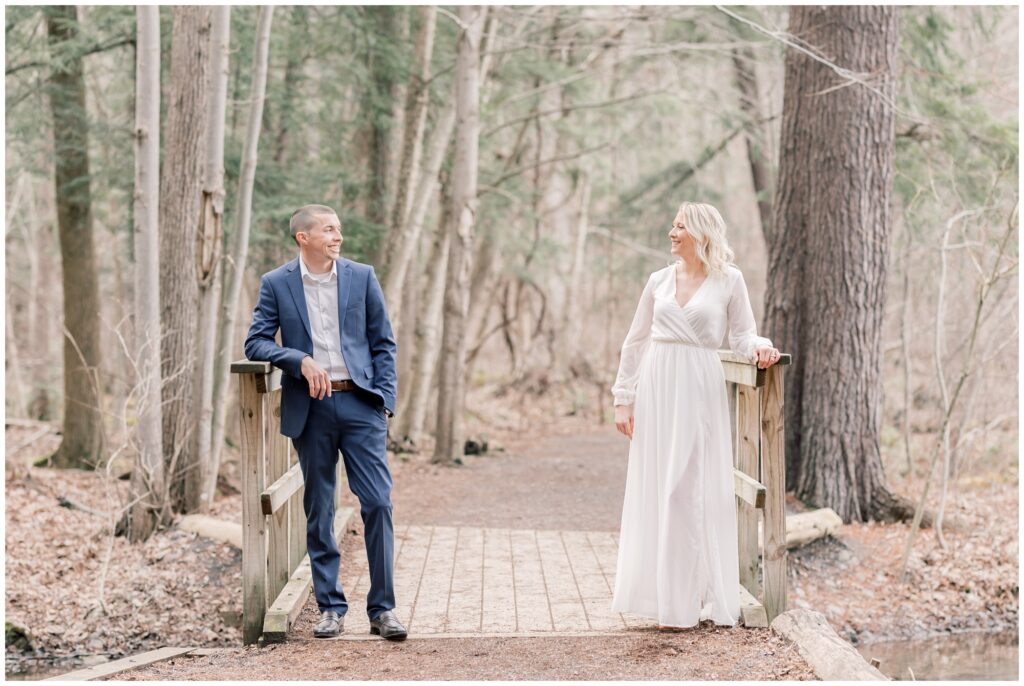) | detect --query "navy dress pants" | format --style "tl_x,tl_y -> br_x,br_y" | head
291,390 -> 394,620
